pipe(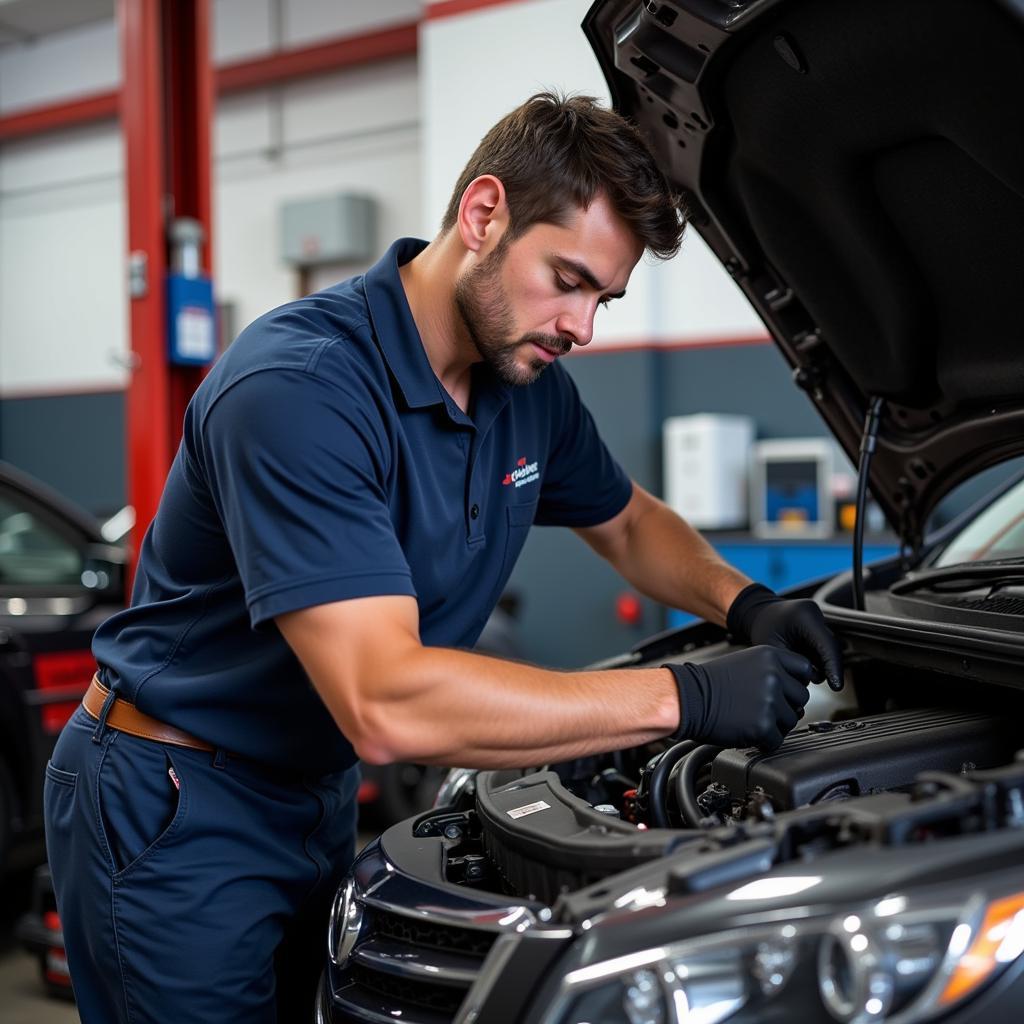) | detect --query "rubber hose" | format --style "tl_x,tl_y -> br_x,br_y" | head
648,740 -> 696,828
675,745 -> 722,828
